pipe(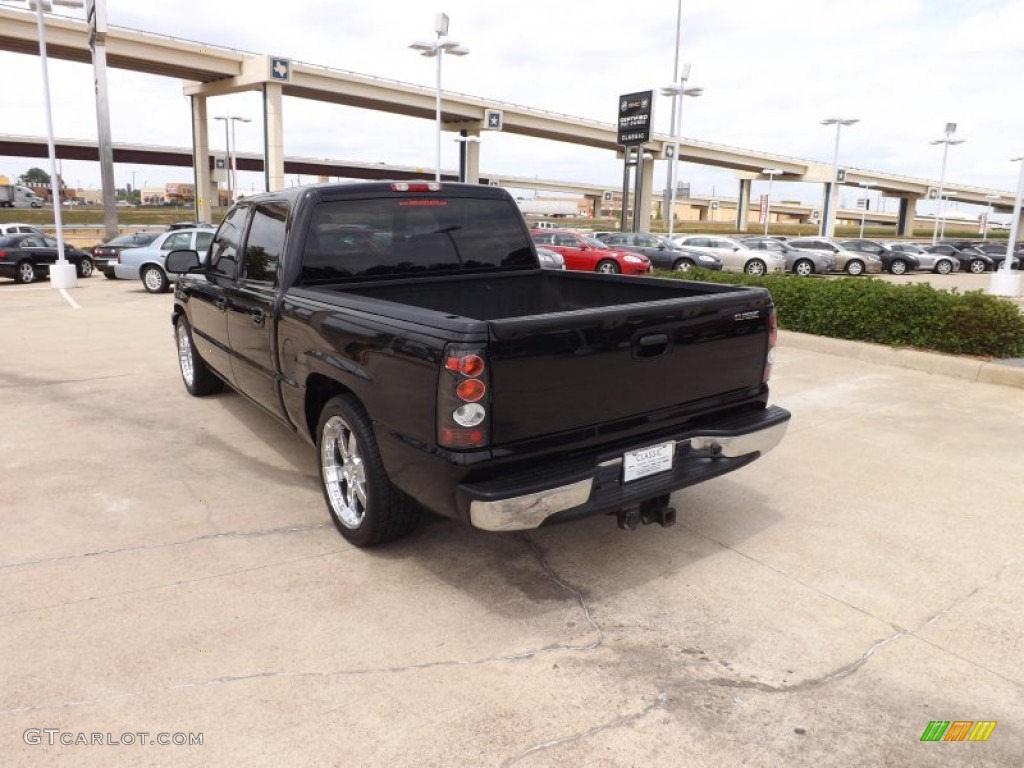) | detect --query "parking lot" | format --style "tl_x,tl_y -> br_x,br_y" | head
1,276 -> 1022,766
